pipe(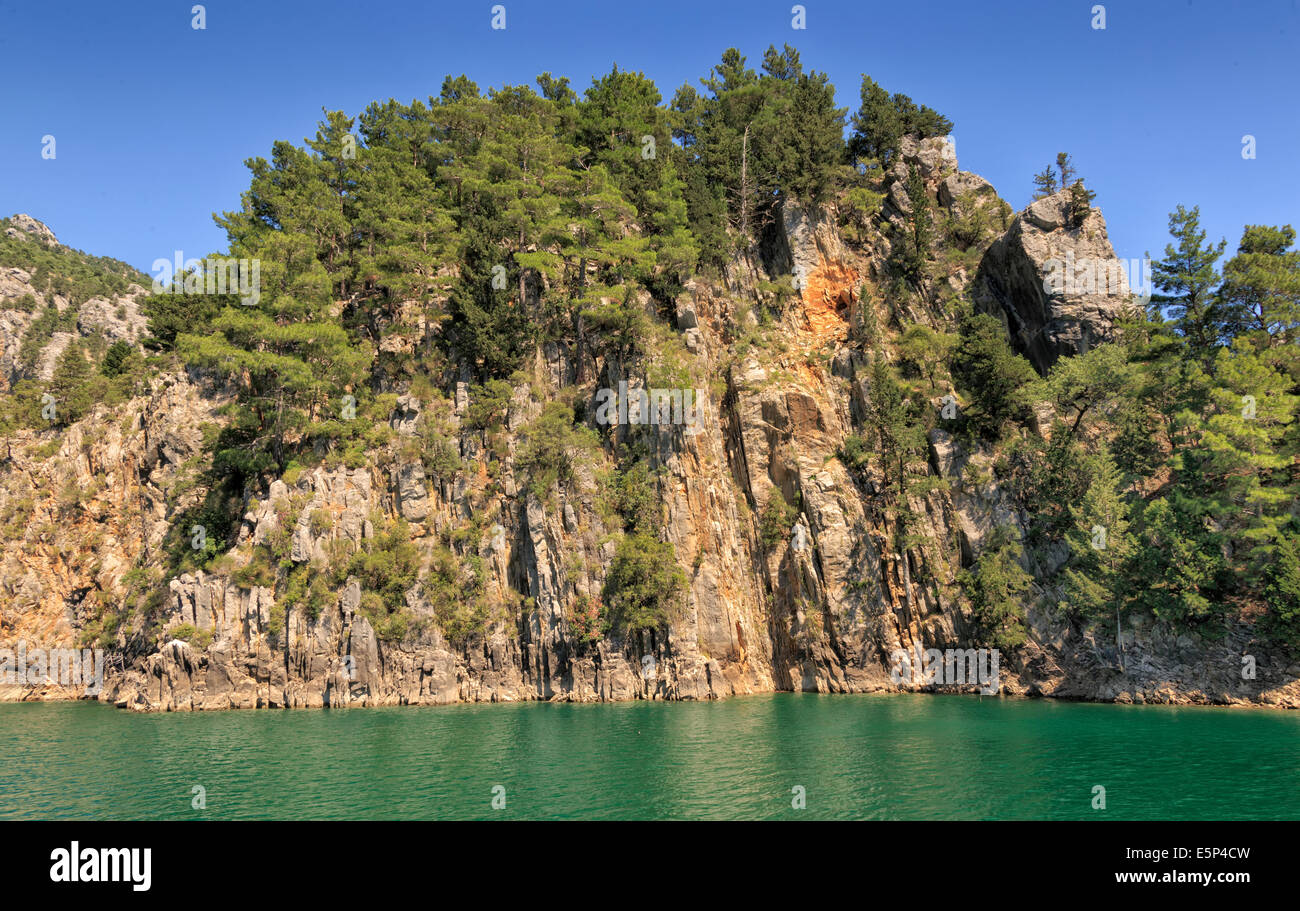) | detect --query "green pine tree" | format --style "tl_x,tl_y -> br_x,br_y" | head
950,313 -> 1037,440
1031,166 -> 1058,199
958,524 -> 1032,650
1149,204 -> 1228,359
1218,224 -> 1300,352
1060,447 -> 1136,664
